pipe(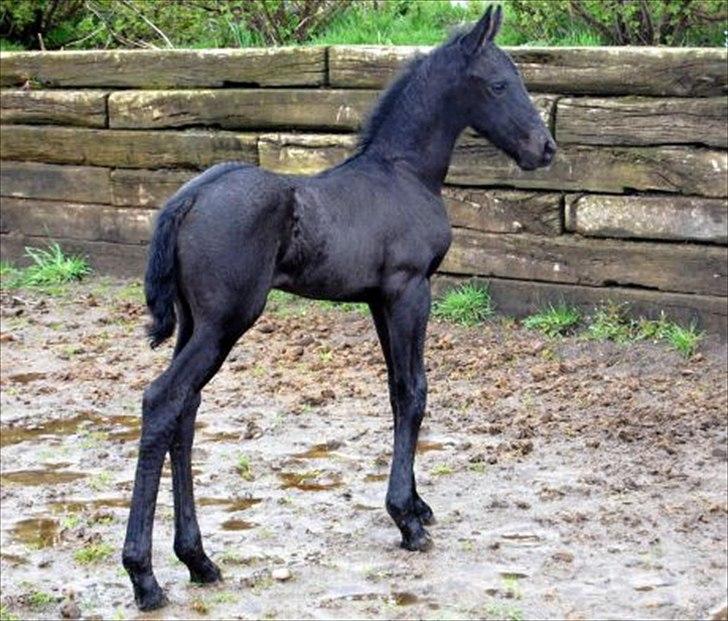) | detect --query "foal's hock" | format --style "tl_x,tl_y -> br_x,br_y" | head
123,5 -> 556,610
